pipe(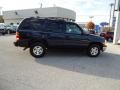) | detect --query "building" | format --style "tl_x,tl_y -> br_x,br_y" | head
3,7 -> 76,25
